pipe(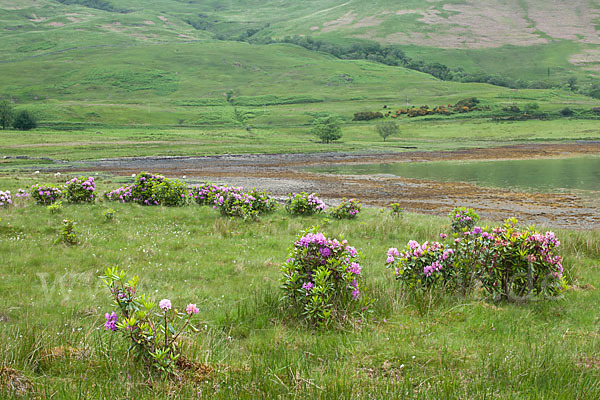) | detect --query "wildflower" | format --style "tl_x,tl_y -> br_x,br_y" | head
186,303 -> 199,315
159,299 -> 172,311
